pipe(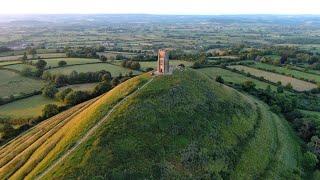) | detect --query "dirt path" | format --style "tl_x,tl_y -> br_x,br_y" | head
36,78 -> 153,179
